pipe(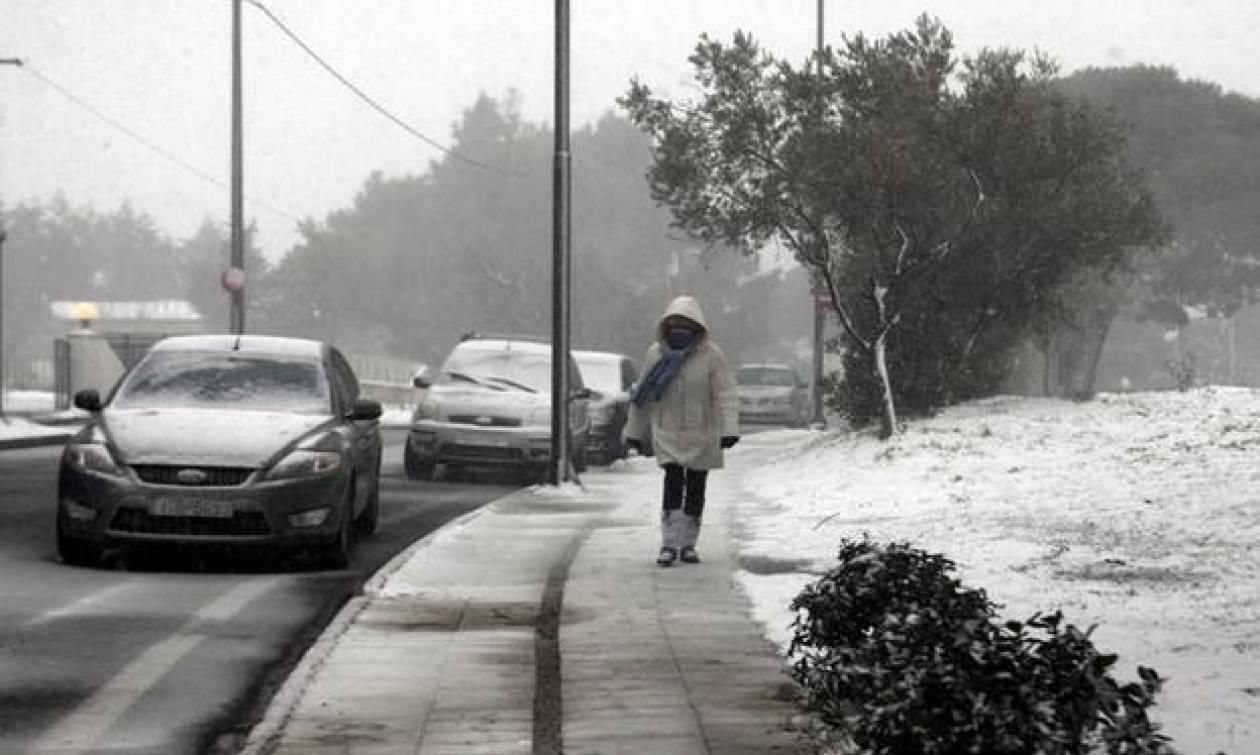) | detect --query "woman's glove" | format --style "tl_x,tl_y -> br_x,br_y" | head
720,436 -> 740,449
